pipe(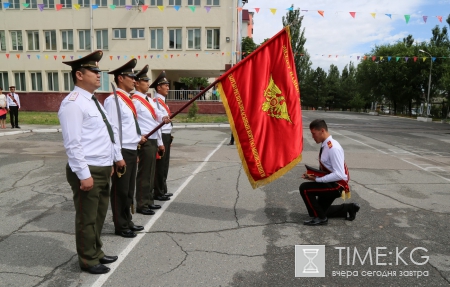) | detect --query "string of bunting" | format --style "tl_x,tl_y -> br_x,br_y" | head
3,52 -> 447,62
0,3 -> 446,24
